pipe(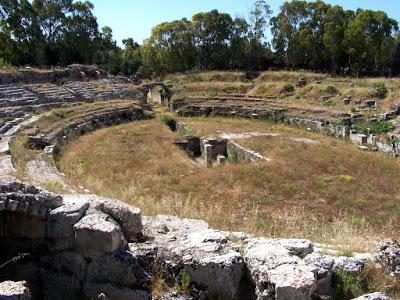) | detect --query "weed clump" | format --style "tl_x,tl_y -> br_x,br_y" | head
325,85 -> 339,95
282,83 -> 295,93
161,115 -> 177,131
373,83 -> 388,99
52,109 -> 67,119
174,269 -> 192,294
228,150 -> 239,163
